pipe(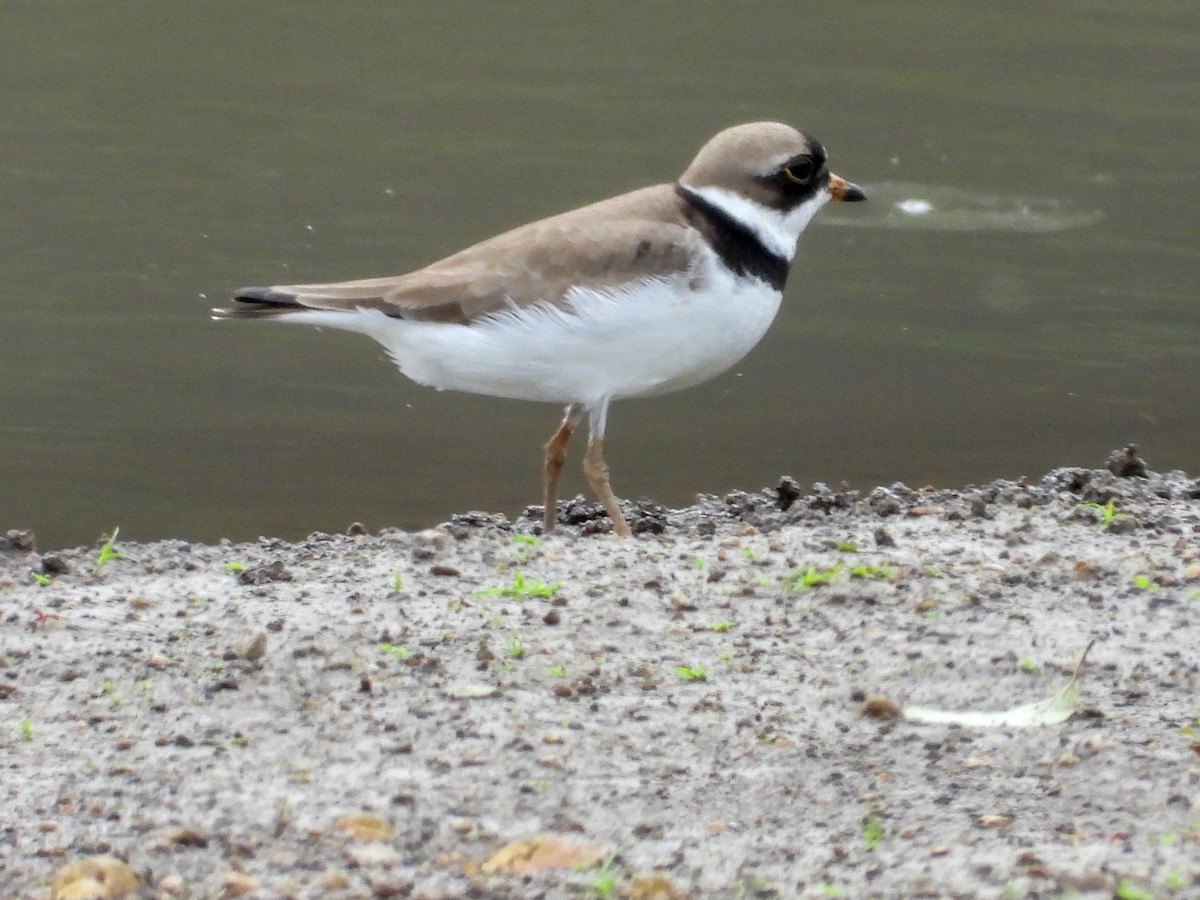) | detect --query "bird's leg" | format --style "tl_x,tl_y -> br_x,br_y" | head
583,437 -> 631,536
542,403 -> 585,534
